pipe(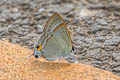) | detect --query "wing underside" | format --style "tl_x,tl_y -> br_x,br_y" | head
38,12 -> 65,47
42,23 -> 72,59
